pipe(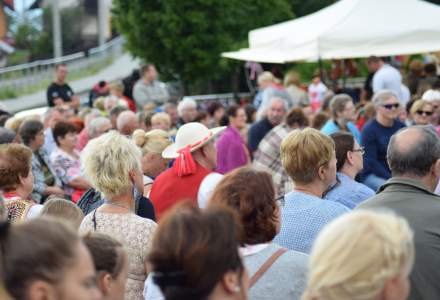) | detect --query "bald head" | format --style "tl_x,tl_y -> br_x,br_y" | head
387,126 -> 440,177
116,111 -> 138,136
